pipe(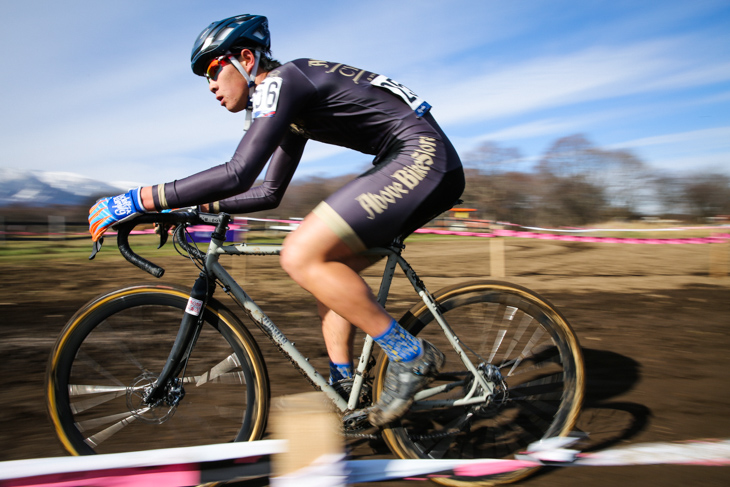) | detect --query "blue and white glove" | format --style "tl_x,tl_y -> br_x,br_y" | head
89,188 -> 145,242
